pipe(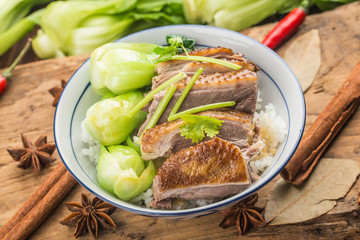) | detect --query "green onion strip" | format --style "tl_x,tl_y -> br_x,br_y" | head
168,101 -> 236,122
140,84 -> 177,140
127,72 -> 187,118
145,84 -> 177,131
168,67 -> 204,119
170,55 -> 241,70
